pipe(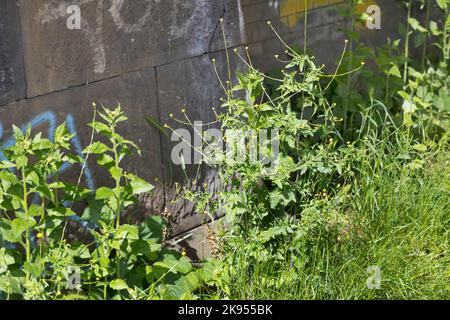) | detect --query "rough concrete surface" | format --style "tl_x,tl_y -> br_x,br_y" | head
18,0 -> 245,98
0,0 -> 25,106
